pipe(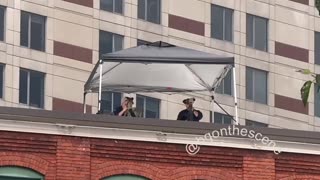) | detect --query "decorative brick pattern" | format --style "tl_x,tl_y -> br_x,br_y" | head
52,97 -> 92,114
168,14 -> 205,36
275,42 -> 309,63
274,94 -> 308,115
54,41 -> 93,64
1,131 -> 320,179
63,0 -> 93,8
289,0 -> 309,5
